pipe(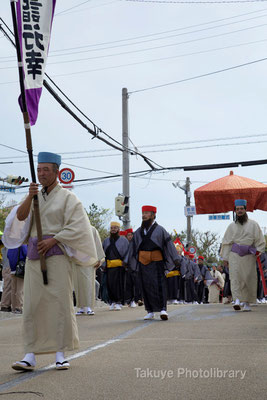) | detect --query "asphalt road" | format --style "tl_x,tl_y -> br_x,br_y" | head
0,302 -> 266,400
